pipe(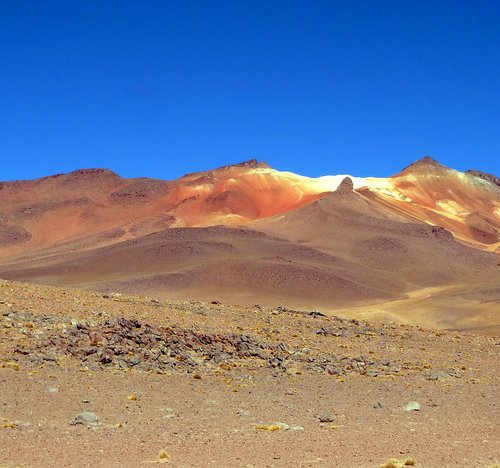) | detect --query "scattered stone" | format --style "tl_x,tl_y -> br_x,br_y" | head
6,311 -> 412,380
70,411 -> 99,426
317,413 -> 335,423
373,402 -> 385,409
425,371 -> 447,381
403,401 -> 421,412
160,407 -> 176,419
308,311 -> 326,318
